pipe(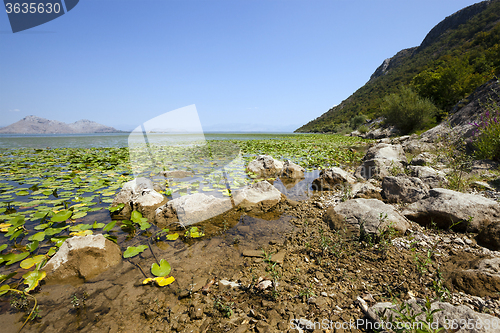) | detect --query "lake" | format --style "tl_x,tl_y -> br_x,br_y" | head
0,132 -> 299,149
